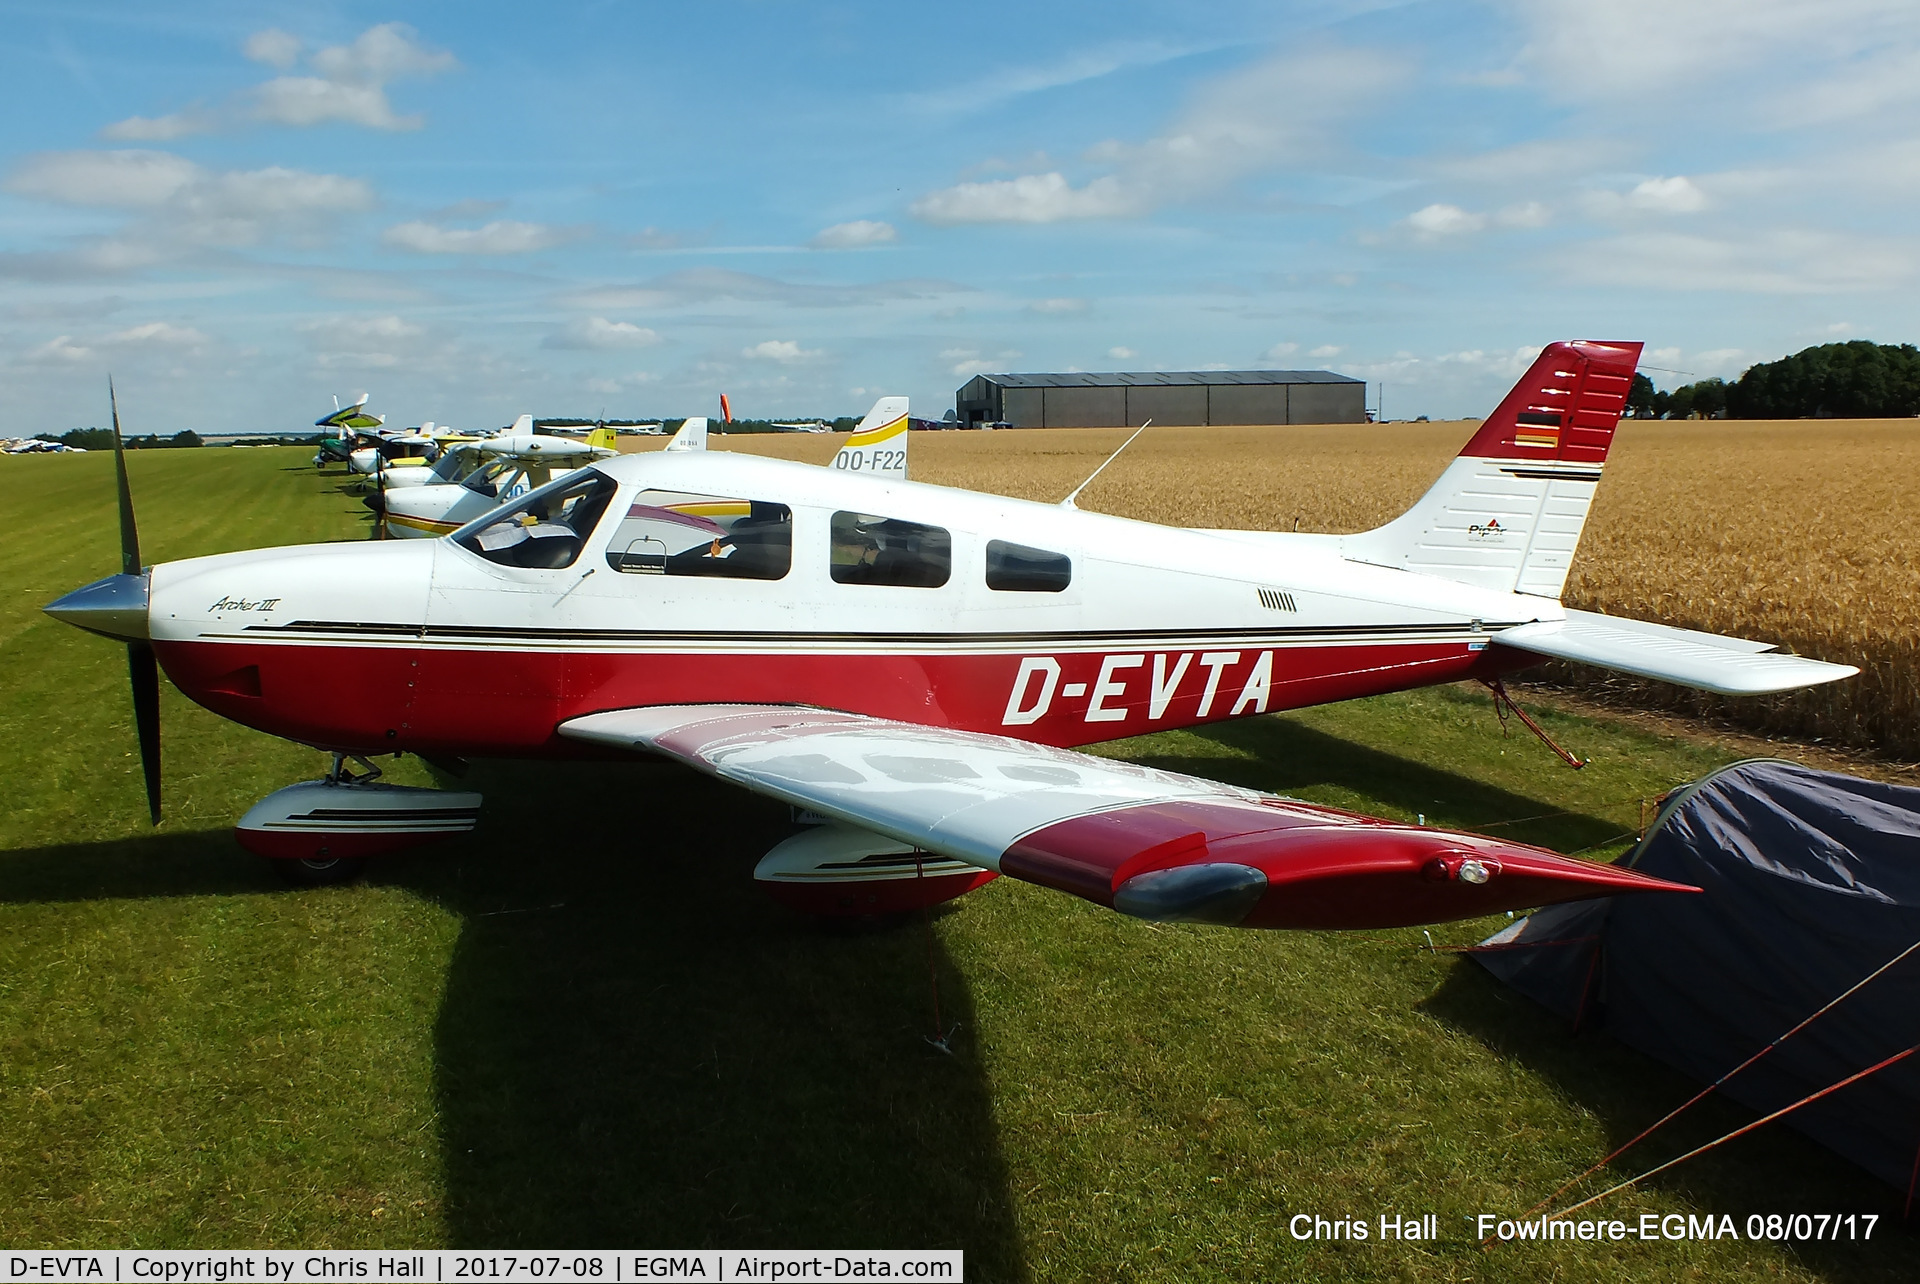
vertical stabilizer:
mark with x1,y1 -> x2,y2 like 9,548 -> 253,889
830,396 -> 909,481
665,416 -> 708,452
1340,341 -> 1642,598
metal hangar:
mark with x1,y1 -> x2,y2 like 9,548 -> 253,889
953,369 -> 1366,428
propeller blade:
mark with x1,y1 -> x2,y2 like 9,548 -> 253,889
129,641 -> 161,825
110,378 -> 142,576
111,379 -> 159,824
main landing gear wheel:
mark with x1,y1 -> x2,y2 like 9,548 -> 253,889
272,854 -> 368,887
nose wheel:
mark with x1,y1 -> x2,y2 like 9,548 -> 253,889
273,853 -> 367,886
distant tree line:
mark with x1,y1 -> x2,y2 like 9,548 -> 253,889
34,427 -> 204,450
1625,342 -> 1920,419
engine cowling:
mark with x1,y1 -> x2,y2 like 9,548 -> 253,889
755,824 -> 997,917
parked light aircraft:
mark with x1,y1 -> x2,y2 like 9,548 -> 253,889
47,345 -> 1857,927
379,422 -> 631,538
313,393 -> 384,465
376,415 -> 539,494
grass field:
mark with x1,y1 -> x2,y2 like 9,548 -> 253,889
4,445 -> 1917,1281
717,417 -> 1920,758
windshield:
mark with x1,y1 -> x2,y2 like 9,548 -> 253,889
461,458 -> 550,500
451,469 -> 618,569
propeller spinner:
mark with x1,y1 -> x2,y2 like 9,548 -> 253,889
42,380 -> 161,824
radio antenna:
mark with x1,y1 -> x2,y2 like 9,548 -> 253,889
1060,419 -> 1151,510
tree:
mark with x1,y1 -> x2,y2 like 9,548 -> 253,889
1727,341 -> 1920,418
45,427 -> 116,451
1662,378 -> 1727,419
1627,373 -> 1656,418
171,429 -> 203,448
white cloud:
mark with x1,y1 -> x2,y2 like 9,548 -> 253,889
251,77 -> 420,130
742,339 -> 823,363
544,317 -> 662,350
1497,200 -> 1552,228
1309,344 -> 1342,358
1628,175 -> 1708,213
101,113 -> 211,142
906,39 -> 1225,116
383,219 -> 572,254
1502,0 -> 1916,102
244,29 -> 302,70
1571,229 -> 1917,293
9,150 -> 199,207
1028,297 -> 1088,314
1108,346 -> 1137,360
5,150 -> 373,253
584,372 -> 660,394
1690,348 -> 1750,376
106,321 -> 208,346
23,335 -> 94,364
912,172 -> 1137,224
104,22 -> 455,138
944,347 -> 1021,377
912,43 -> 1400,225
1404,203 -> 1487,238
299,314 -> 428,369
810,220 -> 898,249
311,23 -> 456,82
566,268 -> 965,311
16,320 -> 210,367
1424,138 -> 1638,185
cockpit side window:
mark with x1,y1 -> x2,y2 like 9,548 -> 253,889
986,540 -> 1071,592
605,489 -> 792,580
452,469 -> 617,569
830,511 -> 950,588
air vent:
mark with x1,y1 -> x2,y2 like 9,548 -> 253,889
1257,587 -> 1297,612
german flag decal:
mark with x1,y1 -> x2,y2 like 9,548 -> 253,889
1514,429 -> 1560,449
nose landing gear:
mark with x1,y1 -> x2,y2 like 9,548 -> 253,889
236,753 -> 484,887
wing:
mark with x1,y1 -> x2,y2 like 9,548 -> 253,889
559,703 -> 1691,930
1492,608 -> 1857,696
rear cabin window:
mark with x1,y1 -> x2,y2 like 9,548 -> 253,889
454,469 -> 617,569
605,489 -> 792,580
986,540 -> 1071,592
830,511 -> 950,588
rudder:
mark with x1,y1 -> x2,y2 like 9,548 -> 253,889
1340,341 -> 1641,598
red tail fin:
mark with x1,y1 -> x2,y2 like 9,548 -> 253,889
1459,341 -> 1642,463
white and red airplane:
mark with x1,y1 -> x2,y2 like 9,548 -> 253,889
48,344 -> 1855,927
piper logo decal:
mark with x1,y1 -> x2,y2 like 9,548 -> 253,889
1002,651 -> 1273,727
207,595 -> 283,612
1467,518 -> 1506,539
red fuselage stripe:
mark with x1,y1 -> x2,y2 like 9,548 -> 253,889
153,637 -> 1533,756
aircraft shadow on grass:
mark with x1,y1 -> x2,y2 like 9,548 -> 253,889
0,762 -> 1028,1278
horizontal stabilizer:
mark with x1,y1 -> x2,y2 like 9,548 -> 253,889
1492,609 -> 1858,695
560,703 -> 1693,930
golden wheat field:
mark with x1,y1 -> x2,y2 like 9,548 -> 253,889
694,418 -> 1920,757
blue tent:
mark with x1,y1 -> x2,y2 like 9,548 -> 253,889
1474,759 -> 1920,1188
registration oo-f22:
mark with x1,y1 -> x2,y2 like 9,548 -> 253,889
46,343 -> 1854,931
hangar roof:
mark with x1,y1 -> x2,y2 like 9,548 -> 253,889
969,369 -> 1361,388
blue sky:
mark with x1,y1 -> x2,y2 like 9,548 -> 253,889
3,1 -> 1917,433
